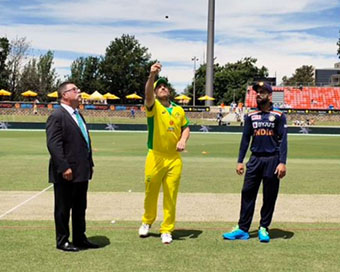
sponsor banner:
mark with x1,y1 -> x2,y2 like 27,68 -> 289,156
276,109 -> 340,115
182,106 -> 210,112
0,103 -> 14,108
84,104 -> 110,110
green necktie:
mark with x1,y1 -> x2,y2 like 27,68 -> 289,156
74,110 -> 90,149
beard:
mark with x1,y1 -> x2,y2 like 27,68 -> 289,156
257,97 -> 269,106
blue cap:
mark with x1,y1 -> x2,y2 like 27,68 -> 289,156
252,81 -> 272,93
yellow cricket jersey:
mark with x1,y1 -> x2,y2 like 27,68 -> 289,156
146,99 -> 189,155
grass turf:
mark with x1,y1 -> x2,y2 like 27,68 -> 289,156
0,114 -> 223,126
2,114 -> 340,126
0,131 -> 340,194
0,220 -> 339,272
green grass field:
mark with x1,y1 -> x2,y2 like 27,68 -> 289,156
0,131 -> 339,194
1,130 -> 340,271
2,113 -> 340,126
0,114 -> 222,126
0,220 -> 339,271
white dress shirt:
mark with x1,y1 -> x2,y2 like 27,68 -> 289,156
60,103 -> 80,127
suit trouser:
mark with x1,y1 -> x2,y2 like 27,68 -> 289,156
142,150 -> 182,234
238,154 -> 280,232
53,181 -> 88,246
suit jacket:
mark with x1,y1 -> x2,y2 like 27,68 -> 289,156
46,106 -> 94,183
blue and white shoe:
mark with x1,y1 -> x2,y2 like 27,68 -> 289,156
222,225 -> 250,240
258,227 -> 270,243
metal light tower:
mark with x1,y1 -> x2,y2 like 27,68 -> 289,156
205,0 -> 215,106
192,56 -> 198,106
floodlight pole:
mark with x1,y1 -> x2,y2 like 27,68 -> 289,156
192,56 -> 198,106
205,0 -> 215,106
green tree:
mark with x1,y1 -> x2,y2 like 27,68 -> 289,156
185,57 -> 268,105
37,50 -> 58,97
18,50 -> 59,101
0,37 -> 10,90
18,58 -> 39,96
7,37 -> 30,98
282,65 -> 315,86
69,56 -> 103,93
100,34 -> 155,103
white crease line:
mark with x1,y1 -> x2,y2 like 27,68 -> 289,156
0,185 -> 53,220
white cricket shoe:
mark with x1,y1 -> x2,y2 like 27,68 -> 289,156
138,223 -> 150,237
161,233 -> 172,244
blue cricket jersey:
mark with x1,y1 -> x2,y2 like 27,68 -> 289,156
237,106 -> 288,164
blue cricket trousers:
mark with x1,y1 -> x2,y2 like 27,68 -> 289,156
238,153 -> 280,232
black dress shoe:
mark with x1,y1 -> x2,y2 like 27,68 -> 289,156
57,242 -> 79,252
74,239 -> 100,249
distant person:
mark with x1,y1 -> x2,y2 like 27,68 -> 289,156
222,81 -> 287,243
217,109 -> 223,126
138,62 -> 190,244
33,103 -> 38,115
130,107 -> 136,118
46,82 -> 98,252
231,101 -> 237,112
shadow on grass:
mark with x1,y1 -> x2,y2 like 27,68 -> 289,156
146,229 -> 203,241
249,229 -> 294,240
88,236 -> 111,248
173,229 -> 203,240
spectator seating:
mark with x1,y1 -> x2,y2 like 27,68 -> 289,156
245,86 -> 340,109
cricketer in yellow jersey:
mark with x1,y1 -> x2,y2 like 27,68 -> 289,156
138,62 -> 190,244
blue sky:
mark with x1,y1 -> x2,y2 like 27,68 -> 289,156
1,0 -> 339,92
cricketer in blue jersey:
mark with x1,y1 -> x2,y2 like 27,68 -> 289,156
223,81 -> 287,243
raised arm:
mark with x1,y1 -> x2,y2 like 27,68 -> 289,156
145,62 -> 162,108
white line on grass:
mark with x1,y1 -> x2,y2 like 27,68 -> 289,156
0,185 -> 53,220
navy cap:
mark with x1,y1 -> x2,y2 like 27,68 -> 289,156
252,81 -> 272,93
153,77 -> 169,89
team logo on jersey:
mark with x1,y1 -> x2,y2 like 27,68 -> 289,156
162,111 -> 166,114
175,112 -> 180,118
252,122 -> 258,128
251,115 -> 261,120
269,115 -> 275,122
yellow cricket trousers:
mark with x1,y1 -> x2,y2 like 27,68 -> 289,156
142,150 -> 183,234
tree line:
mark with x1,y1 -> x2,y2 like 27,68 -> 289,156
1,32 -> 339,104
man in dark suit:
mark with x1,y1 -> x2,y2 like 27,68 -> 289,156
46,81 -> 99,252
